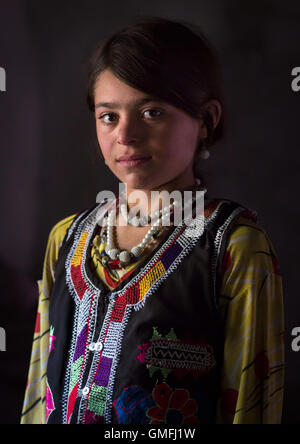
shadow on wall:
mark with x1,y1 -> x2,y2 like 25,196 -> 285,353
0,261 -> 38,424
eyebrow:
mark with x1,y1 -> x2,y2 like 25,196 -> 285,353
94,96 -> 163,109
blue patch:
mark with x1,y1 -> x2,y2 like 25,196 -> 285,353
113,385 -> 155,424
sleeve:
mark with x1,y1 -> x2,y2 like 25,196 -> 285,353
20,214 -> 77,424
216,216 -> 285,424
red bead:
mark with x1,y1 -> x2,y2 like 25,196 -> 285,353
108,259 -> 121,269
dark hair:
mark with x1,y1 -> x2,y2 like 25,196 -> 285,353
86,17 -> 224,178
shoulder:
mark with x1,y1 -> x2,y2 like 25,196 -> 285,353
205,197 -> 281,273
228,212 -> 267,244
223,211 -> 281,277
45,203 -> 100,253
44,210 -> 87,266
228,212 -> 275,255
47,213 -> 79,248
205,196 -> 266,247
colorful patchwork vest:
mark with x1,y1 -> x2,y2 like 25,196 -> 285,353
45,196 -> 254,424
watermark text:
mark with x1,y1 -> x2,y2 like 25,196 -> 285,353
0,67 -> 6,92
0,327 -> 6,352
95,183 -> 205,238
291,67 -> 300,92
291,327 -> 300,352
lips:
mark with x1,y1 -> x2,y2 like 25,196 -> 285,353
119,156 -> 151,168
117,154 -> 152,168
117,154 -> 151,162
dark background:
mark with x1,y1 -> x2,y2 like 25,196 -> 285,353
0,0 -> 299,424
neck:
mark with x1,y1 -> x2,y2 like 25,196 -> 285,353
122,173 -> 200,217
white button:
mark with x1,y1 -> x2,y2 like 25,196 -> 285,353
95,342 -> 103,352
82,387 -> 90,396
88,343 -> 96,351
88,342 -> 103,352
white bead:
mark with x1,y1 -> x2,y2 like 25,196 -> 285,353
107,249 -> 119,260
131,246 -> 142,257
131,217 -> 140,227
119,250 -> 131,264
140,216 -> 148,226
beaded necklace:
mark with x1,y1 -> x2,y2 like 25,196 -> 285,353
93,179 -> 203,270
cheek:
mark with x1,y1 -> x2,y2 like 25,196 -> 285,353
96,126 -> 112,158
160,124 -> 198,161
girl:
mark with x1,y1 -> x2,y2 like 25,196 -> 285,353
21,17 -> 284,424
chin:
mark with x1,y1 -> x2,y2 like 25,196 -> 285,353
118,172 -> 155,190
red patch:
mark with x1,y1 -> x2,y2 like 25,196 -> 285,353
221,389 -> 239,414
71,264 -> 89,300
35,312 -> 41,333
67,382 -> 79,424
111,296 -> 127,322
103,267 -> 119,288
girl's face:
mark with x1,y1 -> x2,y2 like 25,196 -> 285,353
94,69 -> 205,191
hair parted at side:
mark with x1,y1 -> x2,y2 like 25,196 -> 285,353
86,16 -> 225,152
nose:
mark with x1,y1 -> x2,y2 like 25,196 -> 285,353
116,115 -> 140,146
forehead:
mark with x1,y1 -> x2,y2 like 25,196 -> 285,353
95,70 -> 144,98
94,69 -> 164,108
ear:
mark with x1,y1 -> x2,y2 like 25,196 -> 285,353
197,99 -> 222,143
204,99 -> 222,129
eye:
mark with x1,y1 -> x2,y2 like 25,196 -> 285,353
98,113 -> 118,125
143,109 -> 163,119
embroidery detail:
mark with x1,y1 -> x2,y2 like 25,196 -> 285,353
46,378 -> 55,423
49,325 -> 56,353
60,199 -> 242,423
64,292 -> 99,424
113,386 -> 155,424
211,205 -> 247,308
45,327 -> 57,423
137,327 -> 216,381
147,383 -> 200,424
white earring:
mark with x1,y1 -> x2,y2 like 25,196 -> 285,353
198,143 -> 210,160
199,149 -> 210,160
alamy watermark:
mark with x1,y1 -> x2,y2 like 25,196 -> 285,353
291,67 -> 300,92
0,67 -> 6,92
291,327 -> 300,352
95,182 -> 206,238
0,327 -> 6,352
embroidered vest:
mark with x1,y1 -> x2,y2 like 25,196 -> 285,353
45,197 -> 256,424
